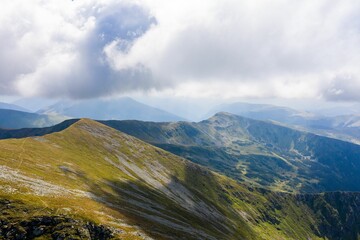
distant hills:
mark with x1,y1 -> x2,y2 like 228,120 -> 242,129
0,109 -> 67,129
101,112 -> 360,193
0,119 -> 79,138
0,97 -> 184,129
38,97 -> 185,122
0,118 -> 359,239
208,102 -> 360,143
0,102 -> 29,112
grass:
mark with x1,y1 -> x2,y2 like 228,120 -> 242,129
0,119 -> 358,239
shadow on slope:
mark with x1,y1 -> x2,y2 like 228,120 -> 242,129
100,113 -> 360,193
79,164 -> 360,240
77,163 -> 257,239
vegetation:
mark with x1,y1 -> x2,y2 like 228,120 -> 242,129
0,119 -> 359,239
101,112 -> 360,193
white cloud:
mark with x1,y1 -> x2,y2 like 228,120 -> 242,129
0,0 -> 158,98
1,0 -> 360,100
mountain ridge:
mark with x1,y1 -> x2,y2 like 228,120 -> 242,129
1,118 -> 360,239
37,97 -> 186,122
2,113 -> 360,193
0,109 -> 67,129
0,102 -> 30,112
100,112 -> 360,193
208,102 -> 360,144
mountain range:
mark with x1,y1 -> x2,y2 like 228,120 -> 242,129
0,102 -> 29,112
208,102 -> 360,144
2,112 -> 360,193
0,97 -> 185,129
0,109 -> 67,129
100,112 -> 360,193
38,97 -> 185,122
0,118 -> 359,239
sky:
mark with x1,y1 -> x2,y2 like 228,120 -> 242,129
1,0 -> 360,104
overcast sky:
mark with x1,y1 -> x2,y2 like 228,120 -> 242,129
1,0 -> 360,102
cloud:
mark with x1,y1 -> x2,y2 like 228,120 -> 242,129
1,0 -> 360,100
323,74 -> 360,101
0,0 -> 158,98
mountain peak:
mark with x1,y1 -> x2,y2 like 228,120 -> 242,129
67,118 -> 119,135
207,111 -> 244,122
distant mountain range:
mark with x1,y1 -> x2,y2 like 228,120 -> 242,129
0,118 -> 359,239
208,102 -> 360,144
0,97 -> 185,129
3,98 -> 360,142
37,97 -> 185,122
0,102 -> 29,112
0,109 -> 67,129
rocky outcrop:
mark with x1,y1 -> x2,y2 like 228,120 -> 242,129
0,199 -> 113,240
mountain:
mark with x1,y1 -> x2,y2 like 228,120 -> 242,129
325,114 -> 360,139
0,119 -> 79,139
206,102 -> 314,124
0,102 -> 29,112
12,97 -> 58,112
0,109 -> 67,129
207,102 -> 360,144
38,97 -> 185,122
0,119 -> 360,239
100,112 -> 360,193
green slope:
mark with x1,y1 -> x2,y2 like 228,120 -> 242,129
0,119 -> 360,239
100,112 -> 360,193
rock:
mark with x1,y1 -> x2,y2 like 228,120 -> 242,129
32,226 -> 44,236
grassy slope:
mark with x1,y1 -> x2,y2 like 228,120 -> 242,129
0,119 -> 358,239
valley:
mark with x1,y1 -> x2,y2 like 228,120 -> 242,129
0,118 -> 359,239
101,112 -> 360,193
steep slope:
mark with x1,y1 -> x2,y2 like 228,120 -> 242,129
101,113 -> 360,193
38,97 -> 185,122
1,119 -> 360,239
0,109 -> 67,129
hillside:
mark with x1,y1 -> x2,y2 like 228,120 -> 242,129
0,109 -> 67,129
38,97 -> 185,122
207,102 -> 360,144
101,112 -> 360,193
1,119 -> 360,239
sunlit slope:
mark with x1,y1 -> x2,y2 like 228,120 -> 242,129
0,119 -> 359,239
